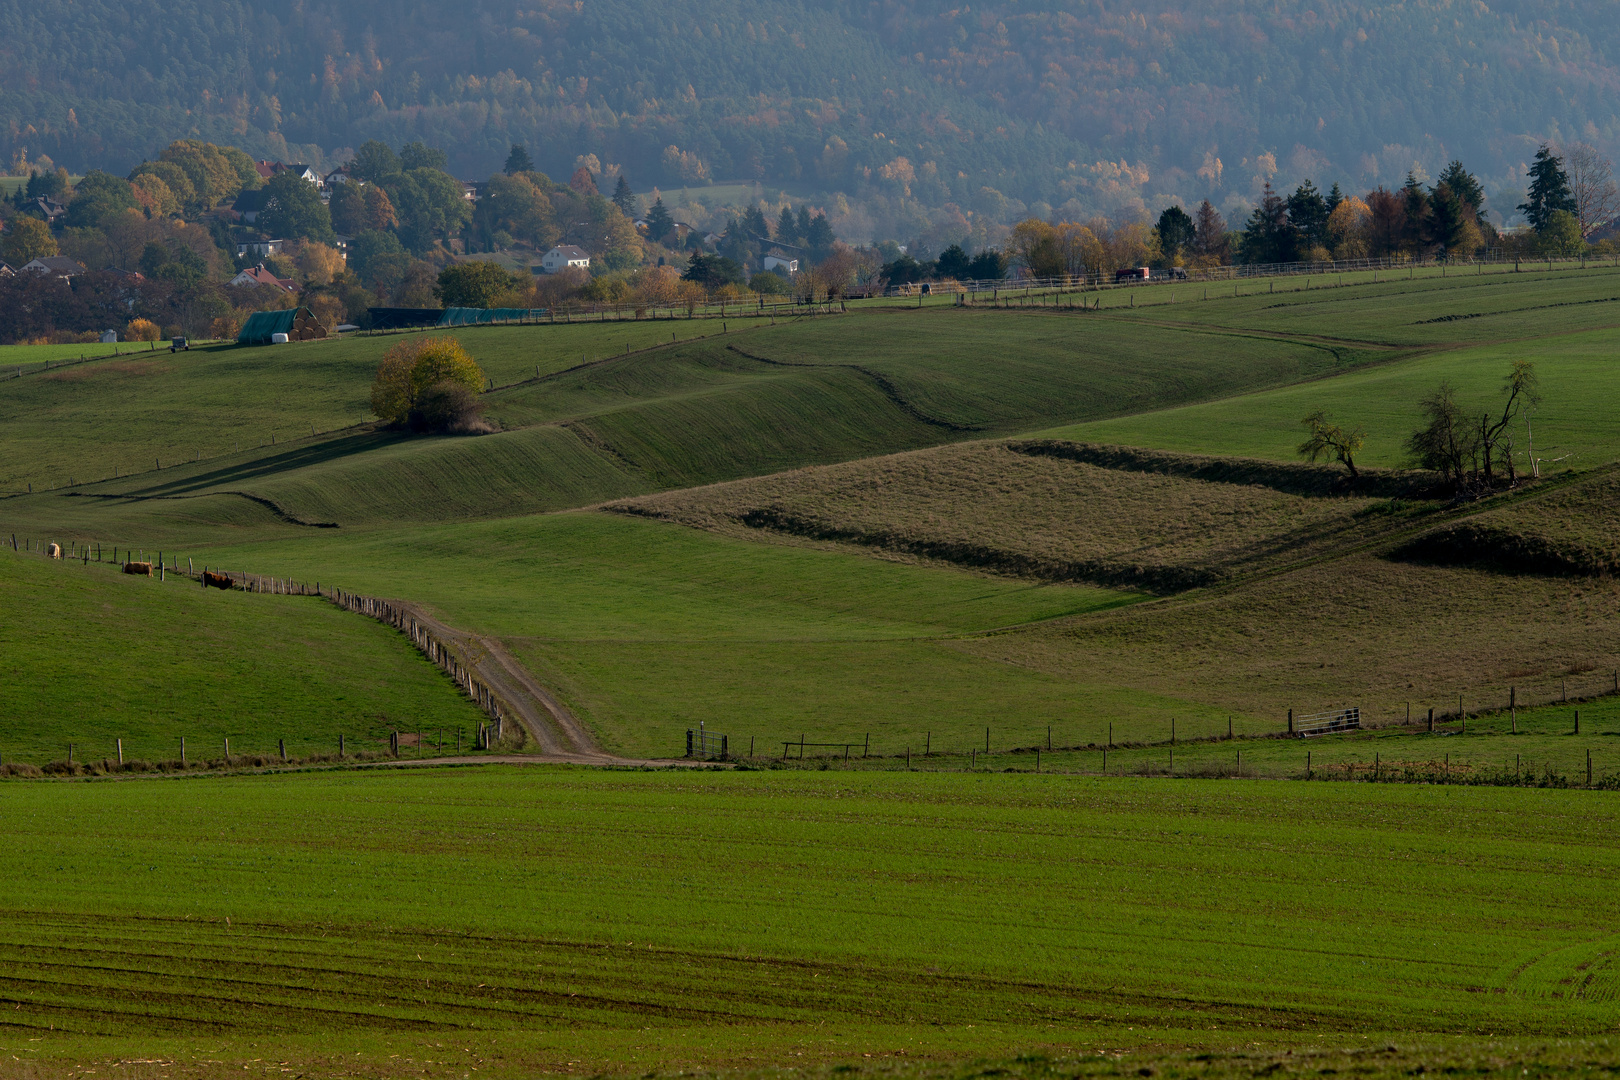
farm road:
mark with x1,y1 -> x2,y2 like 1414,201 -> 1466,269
388,599 -> 703,767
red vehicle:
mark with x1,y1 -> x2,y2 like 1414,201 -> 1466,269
1114,267 -> 1150,282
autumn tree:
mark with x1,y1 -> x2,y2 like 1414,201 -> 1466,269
1565,143 -> 1620,238
3,216 -> 59,263
370,336 -> 488,432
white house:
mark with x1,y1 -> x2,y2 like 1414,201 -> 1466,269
236,238 -> 286,259
540,245 -> 591,273
763,252 -> 799,275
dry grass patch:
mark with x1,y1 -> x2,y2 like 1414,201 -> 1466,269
1394,465 -> 1620,576
974,551 -> 1620,724
611,440 -> 1430,592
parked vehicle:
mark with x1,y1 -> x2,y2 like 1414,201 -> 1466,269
1115,267 -> 1150,282
169,336 -> 189,353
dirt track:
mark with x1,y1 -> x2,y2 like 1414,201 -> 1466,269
390,600 -> 715,768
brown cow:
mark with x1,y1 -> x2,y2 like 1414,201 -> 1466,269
123,561 -> 153,576
46,543 -> 61,559
202,570 -> 235,590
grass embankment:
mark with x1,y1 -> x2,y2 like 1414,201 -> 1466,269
0,548 -> 489,764
0,308 -> 1358,517
1051,327 -> 1620,469
0,321 -> 699,494
3,769 -> 1618,1077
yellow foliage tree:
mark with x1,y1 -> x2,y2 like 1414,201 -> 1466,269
125,318 -> 161,342
295,241 -> 344,286
3,216 -> 59,264
370,337 -> 485,425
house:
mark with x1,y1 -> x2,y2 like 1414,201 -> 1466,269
230,264 -> 297,292
290,164 -> 323,187
460,180 -> 481,202
105,267 -> 145,283
540,245 -> 591,273
0,262 -> 13,277
763,252 -> 799,275
100,330 -> 118,343
324,166 -> 353,187
254,160 -> 285,181
21,256 -> 85,279
331,234 -> 350,257
236,238 -> 286,259
232,188 -> 269,224
19,196 -> 67,224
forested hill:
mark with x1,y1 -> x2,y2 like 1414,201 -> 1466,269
4,0 -> 1618,218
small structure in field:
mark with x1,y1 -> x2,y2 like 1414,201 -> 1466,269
238,307 -> 329,344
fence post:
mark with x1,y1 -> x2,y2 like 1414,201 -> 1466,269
721,734 -> 728,761
1288,708 -> 1293,735
117,738 -> 123,766
686,729 -> 694,758
339,733 -> 344,758
865,733 -> 870,758
181,736 -> 186,765
279,738 -> 286,762
1575,710 -> 1581,735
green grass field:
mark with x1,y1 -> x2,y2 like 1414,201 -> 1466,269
1048,327 -> 1620,469
0,548 -> 489,764
5,264 -> 1620,1076
4,769 -> 1619,1077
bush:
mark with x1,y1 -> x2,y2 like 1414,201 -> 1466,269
370,336 -> 489,433
750,271 -> 791,295
125,318 -> 160,342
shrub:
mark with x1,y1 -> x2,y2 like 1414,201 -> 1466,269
125,318 -> 161,342
370,336 -> 488,432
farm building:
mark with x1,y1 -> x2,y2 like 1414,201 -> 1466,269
238,307 -> 329,344
22,256 -> 84,279
230,264 -> 297,291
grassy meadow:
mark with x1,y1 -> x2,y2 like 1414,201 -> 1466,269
3,264 -> 1620,1075
0,547 -> 490,764
3,768 -> 1620,1078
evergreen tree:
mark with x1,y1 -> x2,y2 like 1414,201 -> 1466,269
1518,146 -> 1574,231
1325,183 -> 1345,216
1240,183 -> 1293,263
612,175 -> 637,218
936,243 -> 972,278
1426,182 -> 1471,253
644,197 -> 675,243
1436,161 -> 1484,217
796,206 -> 813,242
967,249 -> 1007,280
1401,172 -> 1430,251
504,144 -> 535,175
775,205 -> 799,244
1287,180 -> 1328,251
1156,205 -> 1195,261
742,206 -> 771,242
804,213 -> 836,259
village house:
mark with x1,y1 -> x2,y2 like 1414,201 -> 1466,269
540,244 -> 591,273
21,255 -> 84,278
763,252 -> 799,275
236,238 -> 286,260
229,263 -> 297,292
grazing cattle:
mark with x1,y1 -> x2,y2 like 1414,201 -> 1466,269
202,571 -> 234,590
46,543 -> 61,559
123,561 -> 153,576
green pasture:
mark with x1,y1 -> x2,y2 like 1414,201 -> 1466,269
3,768 -> 1619,1076
154,510 -> 1217,758
0,548 -> 488,764
1047,327 -> 1620,469
0,319 -> 716,493
0,307 -> 1354,517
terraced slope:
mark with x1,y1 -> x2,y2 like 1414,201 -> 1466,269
612,439 -> 1434,592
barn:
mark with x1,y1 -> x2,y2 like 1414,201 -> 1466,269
237,308 -> 330,344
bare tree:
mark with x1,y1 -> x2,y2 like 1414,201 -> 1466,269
1407,382 -> 1477,485
1564,142 -> 1620,238
1478,361 -> 1540,484
1297,410 -> 1366,477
